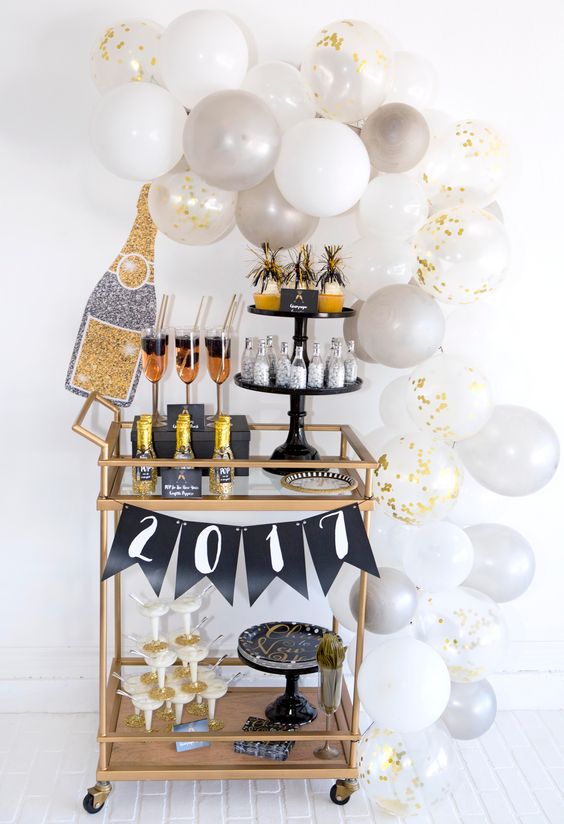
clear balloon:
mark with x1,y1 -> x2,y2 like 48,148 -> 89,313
421,119 -> 509,210
235,173 -> 318,249
349,568 -> 417,634
357,284 -> 445,368
91,83 -> 186,181
301,20 -> 393,124
347,237 -> 416,301
159,10 -> 249,108
441,680 -> 497,740
457,405 -> 560,496
379,376 -> 413,431
148,170 -> 236,245
358,638 -> 451,732
327,564 -> 360,633
375,432 -> 462,526
389,51 -> 438,108
414,206 -> 510,304
406,353 -> 493,441
414,587 -> 508,682
242,61 -> 315,132
401,522 -> 475,591
358,174 -> 428,239
274,119 -> 370,217
361,103 -> 430,173
183,90 -> 281,192
464,523 -> 536,602
90,19 -> 163,93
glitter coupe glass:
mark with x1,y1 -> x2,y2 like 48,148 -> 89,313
205,327 -> 231,421
141,326 -> 168,427
175,327 -> 200,405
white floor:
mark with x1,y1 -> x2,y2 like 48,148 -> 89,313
1,711 -> 564,824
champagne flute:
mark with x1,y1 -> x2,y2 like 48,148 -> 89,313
205,327 -> 231,422
141,326 -> 167,427
314,665 -> 344,760
175,327 -> 200,405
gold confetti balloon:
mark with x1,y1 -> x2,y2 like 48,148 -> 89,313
406,354 -> 493,442
421,119 -> 509,210
414,206 -> 510,304
90,19 -> 163,93
375,432 -> 462,526
148,170 -> 237,246
358,723 -> 455,817
301,19 -> 393,124
413,587 -> 508,683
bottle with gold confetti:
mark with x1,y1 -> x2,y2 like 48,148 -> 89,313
133,418 -> 157,497
209,416 -> 234,498
174,413 -> 195,463
65,186 -> 157,407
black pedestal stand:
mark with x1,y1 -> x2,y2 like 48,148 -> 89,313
265,672 -> 318,726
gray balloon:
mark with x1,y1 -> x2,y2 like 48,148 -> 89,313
343,299 -> 378,364
349,567 -> 417,634
463,523 -> 535,602
357,284 -> 445,368
458,405 -> 560,496
235,173 -> 318,248
441,680 -> 497,740
183,90 -> 281,191
361,103 -> 430,173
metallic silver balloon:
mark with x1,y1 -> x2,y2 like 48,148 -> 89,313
441,680 -> 497,740
464,523 -> 535,602
349,567 -> 417,634
361,102 -> 430,173
342,299 -> 378,364
235,173 -> 318,248
357,284 -> 445,368
183,90 -> 281,191
457,405 -> 560,496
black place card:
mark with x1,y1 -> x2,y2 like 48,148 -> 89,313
280,288 -> 319,314
167,404 -> 205,431
161,467 -> 202,498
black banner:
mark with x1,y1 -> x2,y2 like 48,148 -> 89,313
102,504 -> 379,604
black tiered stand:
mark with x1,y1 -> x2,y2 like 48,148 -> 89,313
234,305 -> 362,475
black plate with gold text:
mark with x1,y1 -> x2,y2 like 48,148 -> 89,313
238,621 -> 331,675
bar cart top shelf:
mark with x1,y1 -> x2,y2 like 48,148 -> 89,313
248,305 -> 355,319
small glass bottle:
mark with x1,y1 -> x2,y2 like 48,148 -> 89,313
241,337 -> 255,384
209,416 -> 234,498
290,344 -> 307,389
307,342 -> 324,389
253,339 -> 269,387
133,418 -> 157,497
174,413 -> 195,462
266,335 -> 277,383
324,337 -> 339,386
327,340 -> 345,389
344,340 -> 358,385
276,341 -> 291,388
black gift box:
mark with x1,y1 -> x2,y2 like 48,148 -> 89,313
131,414 -> 251,477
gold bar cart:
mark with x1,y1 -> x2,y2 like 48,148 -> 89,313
73,391 -> 377,813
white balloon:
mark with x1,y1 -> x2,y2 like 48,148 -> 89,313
90,19 -> 163,93
402,522 -> 475,591
406,354 -> 493,441
379,377 -> 413,431
91,83 -> 186,181
358,637 -> 451,731
358,174 -> 428,239
160,11 -> 249,108
346,237 -> 416,300
389,51 -> 438,108
342,299 -> 377,363
275,119 -> 370,217
464,523 -> 536,602
346,625 -> 413,674
327,564 -> 359,632
242,61 -> 315,132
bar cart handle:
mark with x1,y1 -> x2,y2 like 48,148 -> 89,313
72,391 -> 121,449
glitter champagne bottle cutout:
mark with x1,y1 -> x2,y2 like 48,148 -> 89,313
65,186 -> 157,407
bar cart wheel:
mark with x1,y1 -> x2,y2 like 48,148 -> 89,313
330,778 -> 359,805
82,782 -> 112,814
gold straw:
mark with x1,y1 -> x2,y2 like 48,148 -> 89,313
223,294 -> 237,329
194,296 -> 207,329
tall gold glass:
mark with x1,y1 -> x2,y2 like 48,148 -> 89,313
141,327 -> 167,427
205,327 -> 231,421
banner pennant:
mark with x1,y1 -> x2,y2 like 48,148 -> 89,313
176,521 -> 241,605
242,520 -> 308,606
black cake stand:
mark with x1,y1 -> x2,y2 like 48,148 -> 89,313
234,306 -> 362,475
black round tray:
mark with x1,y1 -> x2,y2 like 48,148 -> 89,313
238,621 -> 328,675
234,373 -> 362,396
248,305 -> 355,319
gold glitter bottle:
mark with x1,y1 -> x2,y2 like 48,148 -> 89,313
65,186 -> 157,407
133,418 -> 157,497
209,416 -> 234,498
174,413 -> 195,462
139,414 -> 157,459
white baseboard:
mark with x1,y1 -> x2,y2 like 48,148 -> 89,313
1,642 -> 563,713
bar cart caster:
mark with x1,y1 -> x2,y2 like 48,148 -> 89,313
82,782 -> 112,814
330,778 -> 359,805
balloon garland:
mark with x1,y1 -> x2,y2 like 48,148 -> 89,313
89,12 -> 560,816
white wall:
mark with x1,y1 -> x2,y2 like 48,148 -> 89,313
2,0 -> 564,710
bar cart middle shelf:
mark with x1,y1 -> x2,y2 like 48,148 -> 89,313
73,391 -> 376,813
